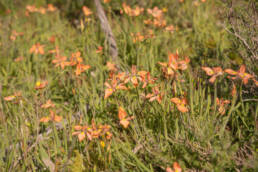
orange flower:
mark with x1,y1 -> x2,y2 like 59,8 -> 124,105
75,63 -> 91,76
41,99 -> 55,109
147,7 -> 163,19
106,62 -> 117,72
10,30 -> 24,41
202,66 -> 223,83
30,43 -> 44,55
72,121 -> 112,142
104,79 -> 127,99
216,98 -> 230,115
14,56 -> 24,62
48,35 -> 55,43
26,5 -> 38,13
121,3 -> 144,17
138,71 -> 156,88
35,80 -> 48,90
159,51 -> 190,78
47,4 -> 57,12
166,162 -> 182,172
4,91 -> 21,102
118,107 -> 134,128
103,0 -> 111,3
165,25 -> 175,33
225,65 -> 253,85
69,51 -> 83,66
82,6 -> 92,16
52,56 -> 70,69
40,110 -> 62,123
171,97 -> 188,113
145,86 -> 163,104
96,46 -> 103,54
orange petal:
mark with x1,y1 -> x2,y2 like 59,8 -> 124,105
177,104 -> 188,113
40,117 -> 50,123
104,88 -> 113,99
209,75 -> 217,83
118,107 -> 127,120
74,125 -> 82,130
224,69 -> 237,75
173,162 -> 182,172
120,119 -> 130,128
171,98 -> 181,104
4,95 -> 16,101
202,67 -> 214,76
78,132 -> 86,141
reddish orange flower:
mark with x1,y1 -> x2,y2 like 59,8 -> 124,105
104,79 -> 127,99
41,99 -> 55,109
14,56 -> 24,62
159,52 -> 190,78
48,35 -> 56,43
10,30 -> 24,41
106,62 -> 117,72
165,25 -> 175,33
171,97 -> 188,113
118,107 -> 134,128
69,51 -> 83,66
202,67 -> 223,83
145,86 -> 163,104
225,65 -> 253,85
4,92 -> 21,102
29,43 -> 44,55
96,46 -> 103,54
26,5 -> 38,13
103,0 -> 111,3
52,56 -> 70,69
121,3 -> 144,17
75,63 -> 91,76
147,7 -> 163,19
166,162 -> 182,172
35,80 -> 48,90
216,98 -> 230,115
37,7 -> 46,14
138,71 -> 156,88
40,110 -> 62,123
47,4 -> 57,12
82,6 -> 92,16
72,121 -> 112,142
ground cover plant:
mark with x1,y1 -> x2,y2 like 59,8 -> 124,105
0,0 -> 257,171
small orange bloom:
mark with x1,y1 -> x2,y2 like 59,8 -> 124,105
41,99 -> 55,109
225,65 -> 253,85
52,56 -> 70,69
166,162 -> 182,172
4,91 -> 21,101
75,63 -> 91,76
145,86 -> 163,104
202,67 -> 223,83
216,98 -> 230,115
40,110 -> 62,123
30,43 -> 44,55
104,79 -> 127,99
118,107 -> 134,128
103,0 -> 111,3
96,46 -> 103,54
10,30 -> 24,41
35,80 -> 48,90
47,4 -> 57,12
171,97 -> 188,113
14,56 -> 24,62
82,6 -> 92,16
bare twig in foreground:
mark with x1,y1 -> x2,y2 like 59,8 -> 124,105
94,0 -> 118,61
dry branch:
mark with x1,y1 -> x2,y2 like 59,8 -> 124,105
94,0 -> 118,61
